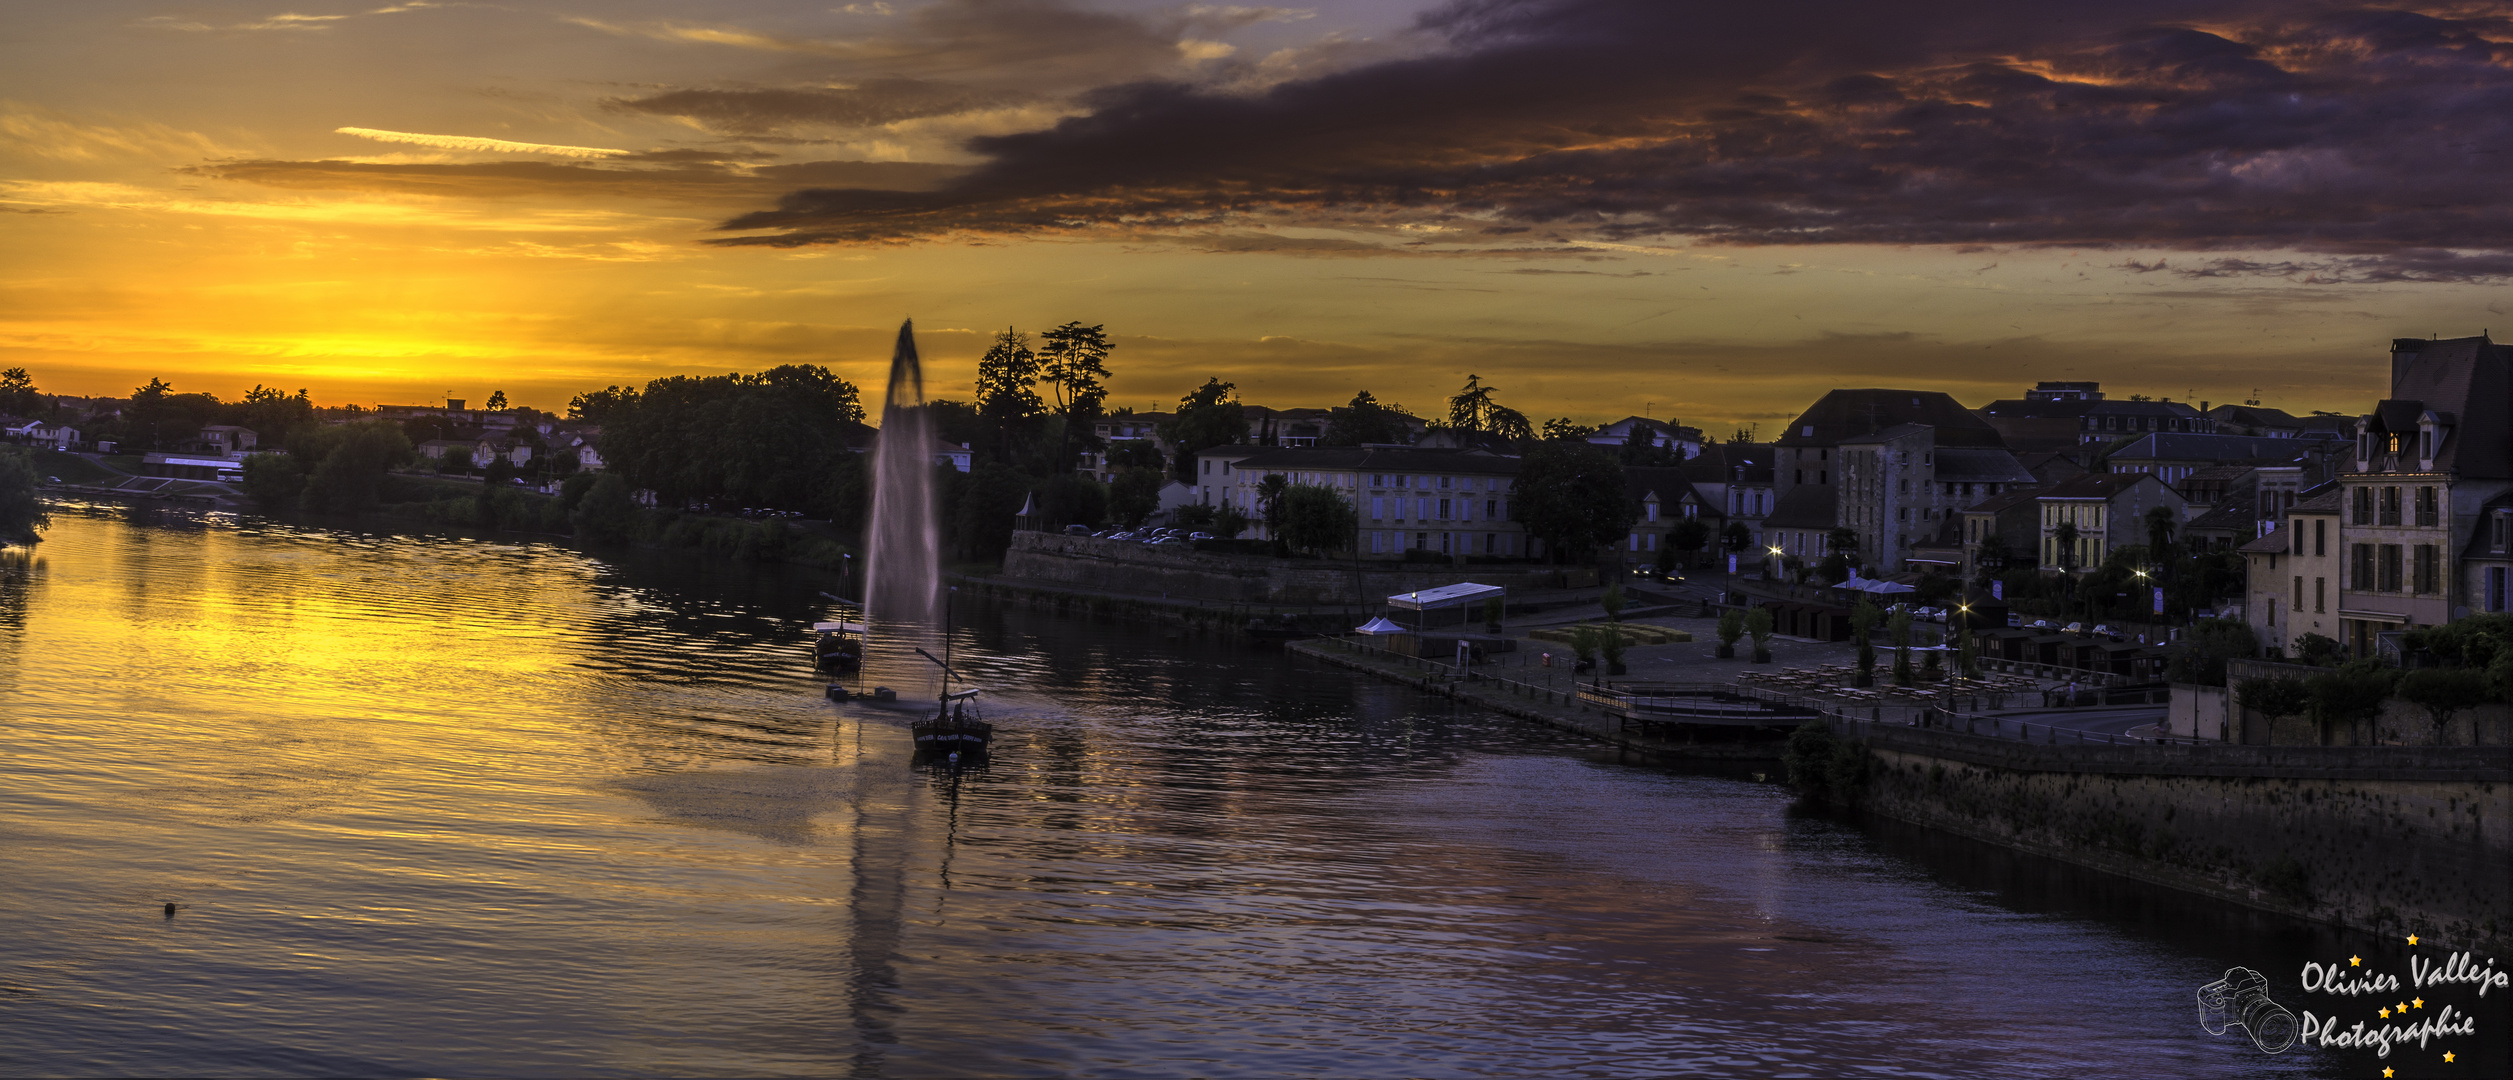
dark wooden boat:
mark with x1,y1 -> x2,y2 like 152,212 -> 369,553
812,620 -> 864,670
911,688 -> 991,753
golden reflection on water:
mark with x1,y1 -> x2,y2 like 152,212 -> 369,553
3,505 -> 2484,1078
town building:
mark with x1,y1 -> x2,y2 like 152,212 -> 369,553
2080,399 -> 2215,444
1621,467 -> 1719,565
1960,487 -> 2047,582
2335,334 -> 2512,655
1586,416 -> 1705,460
1774,389 -> 2029,577
2103,432 -> 2330,487
1195,445 -> 1529,560
2031,473 -> 2188,573
2240,485 -> 2345,657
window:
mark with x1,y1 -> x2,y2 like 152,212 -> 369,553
2497,512 -> 2512,552
1484,533 -> 1496,555
2380,486 -> 2401,526
1371,531 -> 1383,554
2353,544 -> 2375,590
2315,518 -> 2326,557
1646,501 -> 1659,523
1897,507 -> 1907,521
2379,544 -> 2403,592
2416,486 -> 2438,527
2292,520 -> 2304,555
2421,429 -> 2433,459
2490,567 -> 2509,613
2354,487 -> 2372,525
2414,544 -> 2439,594
1371,496 -> 1384,520
2316,577 -> 2326,613
1439,498 -> 1452,520
2293,576 -> 2303,612
1203,459 -> 1212,475
1440,476 -> 1451,490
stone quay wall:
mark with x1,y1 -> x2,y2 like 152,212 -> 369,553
1842,722 -> 2512,948
1000,531 -> 1596,606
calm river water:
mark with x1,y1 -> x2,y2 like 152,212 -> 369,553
2,506 -> 2499,1078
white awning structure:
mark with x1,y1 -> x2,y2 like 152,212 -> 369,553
1353,616 -> 1408,635
811,621 -> 866,634
1839,578 -> 1916,595
1386,582 -> 1505,611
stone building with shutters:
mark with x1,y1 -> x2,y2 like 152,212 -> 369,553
2336,334 -> 2513,656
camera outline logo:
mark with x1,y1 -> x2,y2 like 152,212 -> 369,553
2198,966 -> 2299,1054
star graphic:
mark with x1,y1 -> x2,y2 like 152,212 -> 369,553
2444,1051 -> 2455,1062
2408,934 -> 2420,945
2385,1069 -> 2395,1078
2397,1001 -> 2408,1014
2380,1007 -> 2392,1018
2352,955 -> 2363,967
2413,997 -> 2425,1009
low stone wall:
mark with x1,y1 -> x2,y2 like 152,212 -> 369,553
1001,531 -> 1596,605
2187,658 -> 2513,745
1845,722 -> 2512,947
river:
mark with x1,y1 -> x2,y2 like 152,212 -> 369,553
1,505 -> 2496,1077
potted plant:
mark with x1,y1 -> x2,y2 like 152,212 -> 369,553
1601,583 -> 1626,622
1483,595 -> 1505,634
1715,608 -> 1744,658
1571,624 -> 1601,675
1601,623 -> 1628,676
1746,607 -> 1775,664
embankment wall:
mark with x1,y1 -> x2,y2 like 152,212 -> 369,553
1000,531 -> 1596,605
1846,724 -> 2511,947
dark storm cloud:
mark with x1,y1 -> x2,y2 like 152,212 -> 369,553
709,1 -> 2513,279
603,80 -> 1038,135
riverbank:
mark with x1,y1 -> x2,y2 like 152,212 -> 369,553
1816,717 -> 2513,950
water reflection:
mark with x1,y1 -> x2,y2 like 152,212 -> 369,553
0,506 -> 2501,1078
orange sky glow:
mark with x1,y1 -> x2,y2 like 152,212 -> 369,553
4,1 -> 2505,431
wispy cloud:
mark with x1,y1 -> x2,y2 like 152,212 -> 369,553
334,127 -> 630,158
0,102 -> 247,162
134,3 -> 437,33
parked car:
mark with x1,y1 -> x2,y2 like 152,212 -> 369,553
1064,524 -> 1091,536
2091,624 -> 2123,640
2029,619 -> 2055,630
1188,532 -> 1214,541
2007,614 -> 2024,627
2062,622 -> 2086,635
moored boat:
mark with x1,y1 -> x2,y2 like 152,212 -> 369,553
813,620 -> 865,670
911,688 -> 991,753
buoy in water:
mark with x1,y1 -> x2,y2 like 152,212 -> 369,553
872,686 -> 897,703
825,684 -> 851,702
163,902 -> 176,917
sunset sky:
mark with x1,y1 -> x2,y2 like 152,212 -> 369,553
2,1 -> 2506,431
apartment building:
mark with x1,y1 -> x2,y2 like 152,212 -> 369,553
2240,485 -> 2344,656
2335,336 -> 2512,653
1197,446 -> 1527,559
2031,473 -> 2187,572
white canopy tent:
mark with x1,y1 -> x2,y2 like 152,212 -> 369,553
1353,616 -> 1408,635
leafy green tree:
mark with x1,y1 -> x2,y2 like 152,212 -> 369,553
571,473 -> 640,545
125,377 -> 220,451
1322,390 -> 1413,446
2167,618 -> 2260,686
1039,322 -> 1112,474
1890,608 -> 1915,686
1654,537 -> 1678,576
973,327 -> 1044,463
1540,417 -> 1596,441
1171,502 -> 1217,530
0,450 -> 48,546
1619,422 -> 1676,465
231,385 -> 314,443
1106,439 -> 1165,472
2398,667 -> 2491,745
559,470 -> 598,512
949,461 -> 1030,562
1669,517 -> 1710,570
596,364 -> 865,512
1716,608 -> 1744,658
1213,502 -> 1252,540
1109,467 -> 1163,529
238,452 -> 306,513
2052,519 -> 2082,573
2233,676 -> 2308,743
1601,582 -> 1625,622
1817,527 -> 1860,585
485,390 -> 509,412
2306,661 -> 2396,746
1746,606 -> 1775,663
1034,473 -> 1109,530
567,385 -> 639,423
298,420 -> 413,515
0,367 -> 41,418
1253,472 -> 1292,542
1160,378 -> 1244,483
1721,520 -> 1750,556
1599,623 -> 1627,672
1277,483 -> 1358,556
1509,440 -> 1633,563
1446,375 -> 1532,446
2144,506 -> 2178,575
2294,632 -> 2346,666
